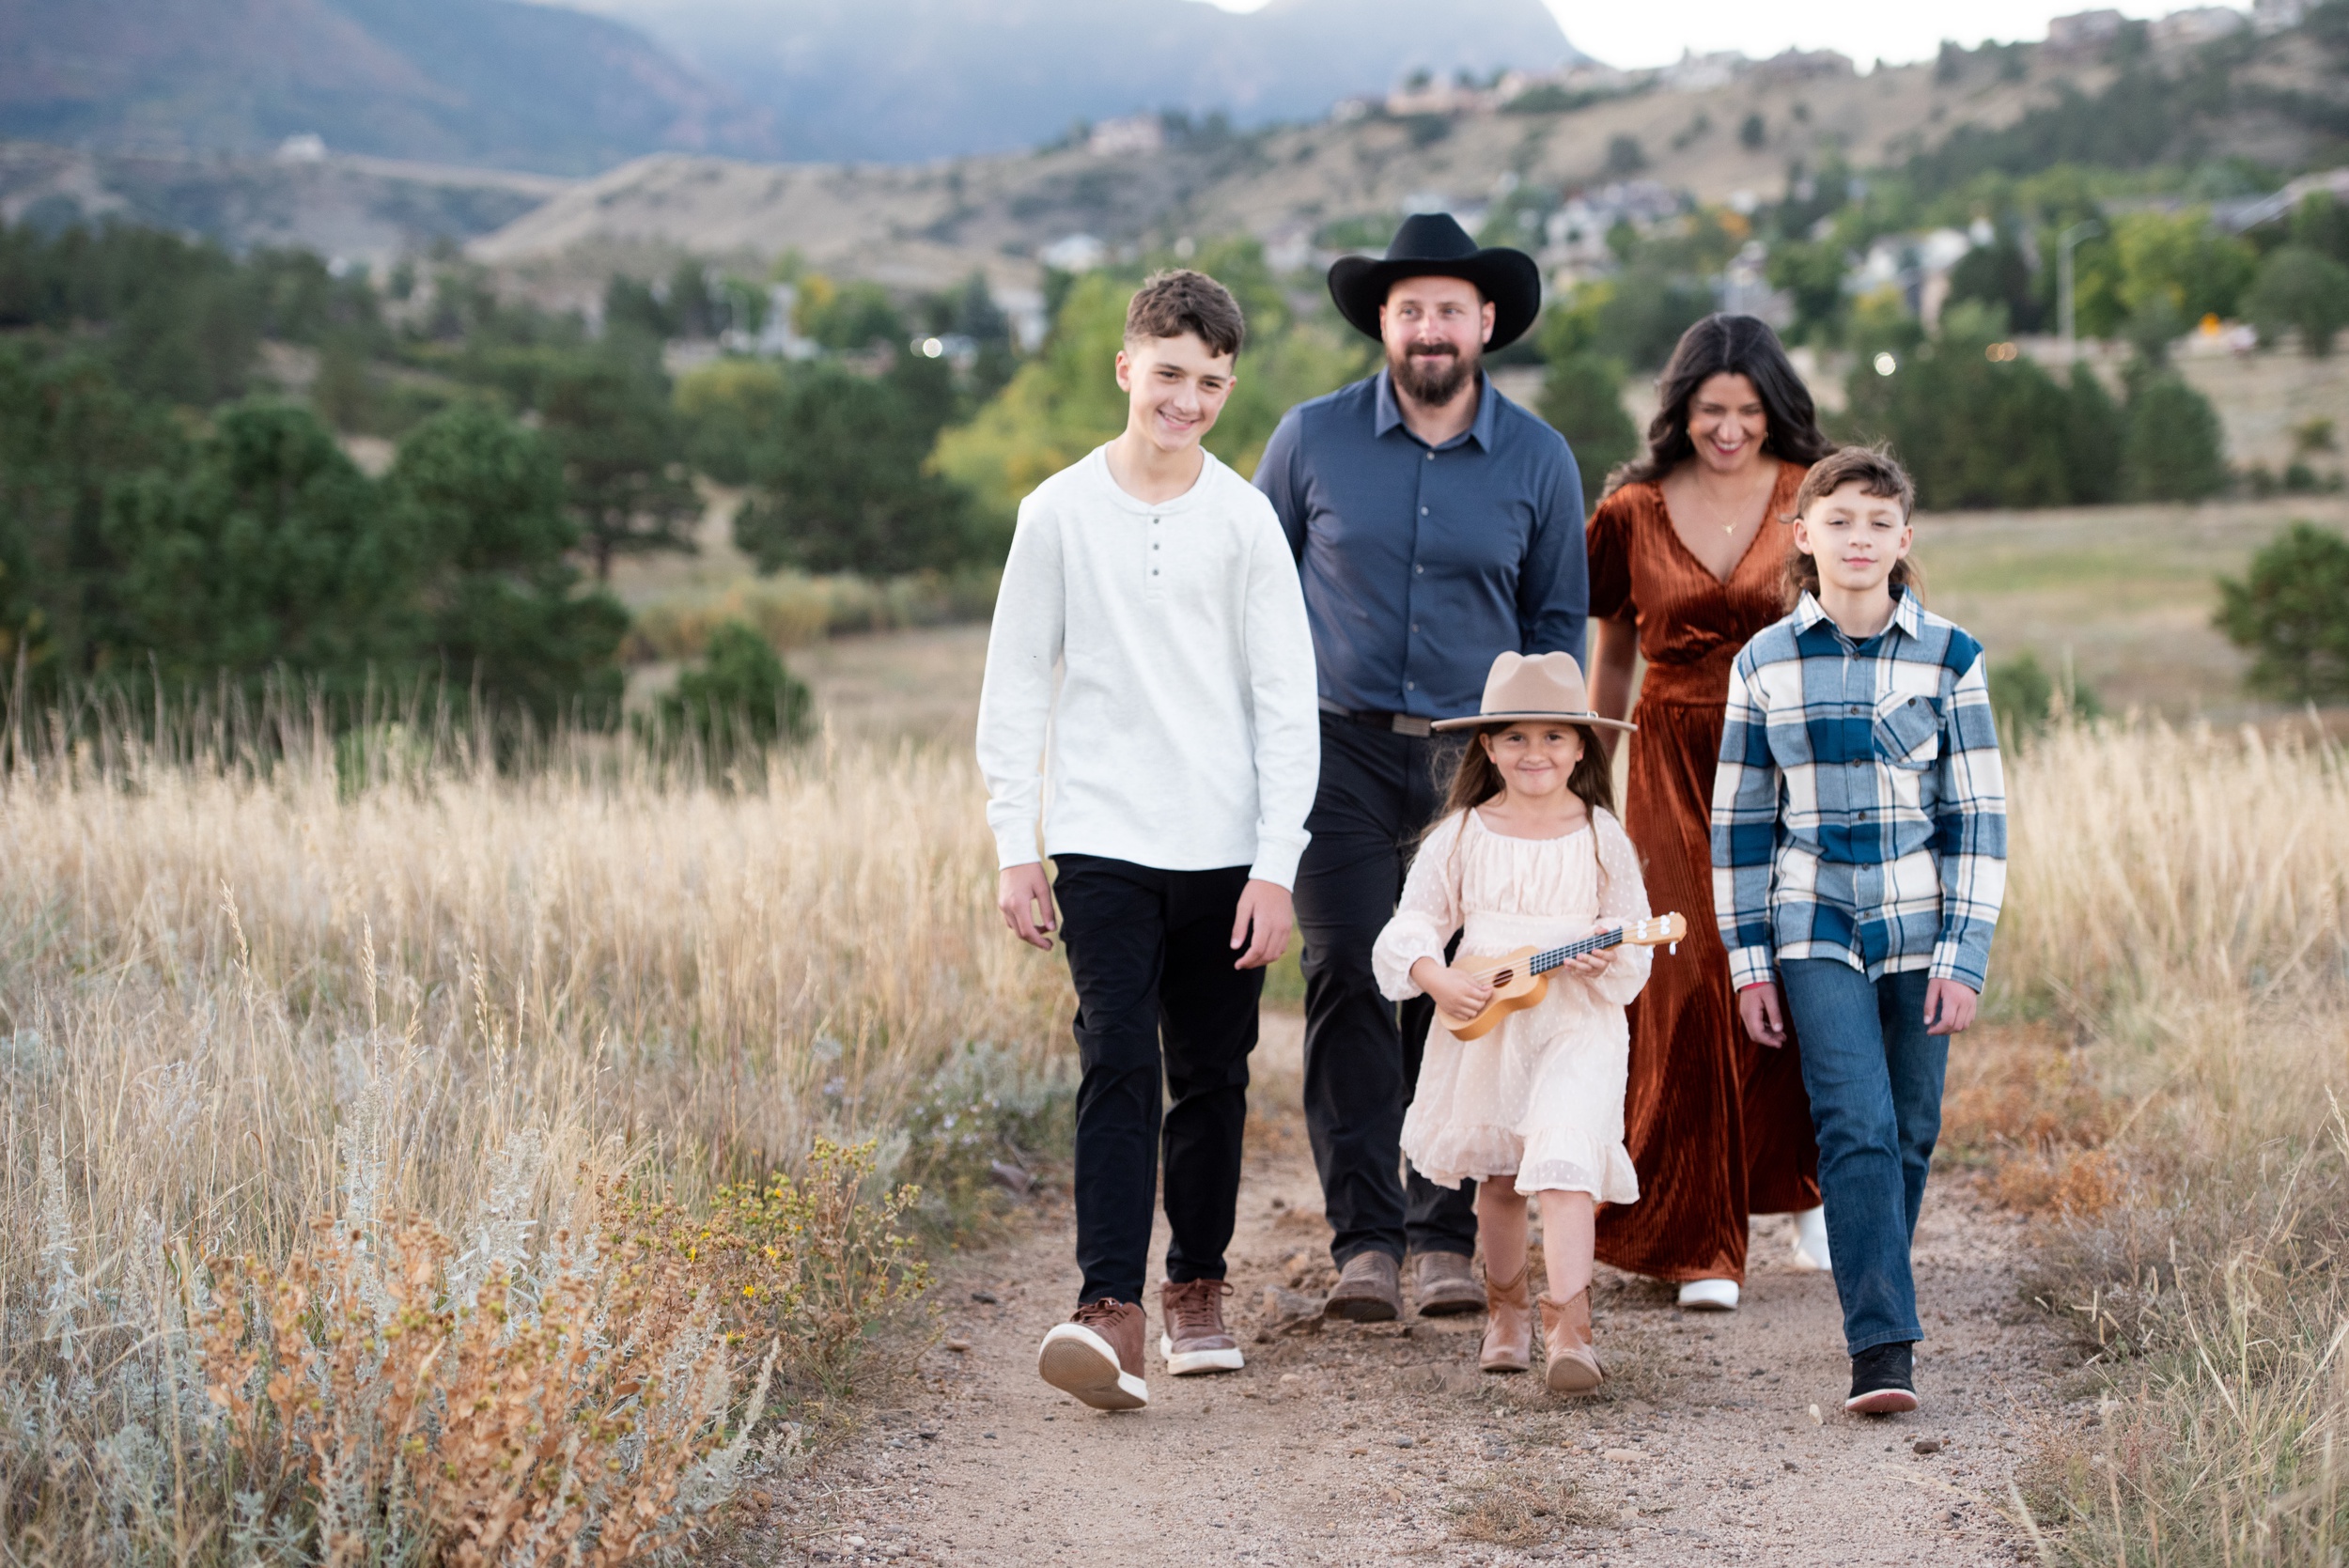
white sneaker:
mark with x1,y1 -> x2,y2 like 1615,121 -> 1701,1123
1790,1206 -> 1833,1273
1677,1278 -> 1740,1311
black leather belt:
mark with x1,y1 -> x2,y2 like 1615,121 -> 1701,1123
1321,703 -> 1435,738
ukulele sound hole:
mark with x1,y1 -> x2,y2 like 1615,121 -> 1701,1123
1492,970 -> 1515,986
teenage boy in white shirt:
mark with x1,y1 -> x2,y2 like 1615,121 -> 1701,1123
977,269 -> 1319,1411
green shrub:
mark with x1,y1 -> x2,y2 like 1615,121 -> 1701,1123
1839,321 -> 2123,508
1535,352 -> 1639,507
2244,245 -> 2349,357
2121,373 -> 2228,502
1989,650 -> 2103,736
2215,520 -> 2349,701
658,620 -> 814,749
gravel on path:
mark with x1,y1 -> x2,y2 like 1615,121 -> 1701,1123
754,1013 -> 2069,1566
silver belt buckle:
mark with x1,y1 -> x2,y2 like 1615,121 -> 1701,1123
1391,714 -> 1433,738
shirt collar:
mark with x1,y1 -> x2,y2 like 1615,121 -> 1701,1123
1795,586 -> 1923,644
1372,366 -> 1499,450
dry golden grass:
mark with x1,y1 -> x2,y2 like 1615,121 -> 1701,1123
0,721 -> 1070,1561
1996,718 -> 2349,1567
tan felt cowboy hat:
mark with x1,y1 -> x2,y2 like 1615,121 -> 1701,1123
1432,651 -> 1638,735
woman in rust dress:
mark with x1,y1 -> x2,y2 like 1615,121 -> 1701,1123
1584,315 -> 1834,1310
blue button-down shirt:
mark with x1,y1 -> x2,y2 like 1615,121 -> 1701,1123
1253,369 -> 1588,720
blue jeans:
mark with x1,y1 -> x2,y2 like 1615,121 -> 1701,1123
1779,961 -> 1948,1356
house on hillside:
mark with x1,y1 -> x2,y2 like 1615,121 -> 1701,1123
1542,180 -> 1684,277
1087,116 -> 1165,157
1659,51 -> 1746,92
2154,7 -> 2248,43
1750,48 -> 1856,84
1849,224 -> 1988,323
2046,9 -> 2126,54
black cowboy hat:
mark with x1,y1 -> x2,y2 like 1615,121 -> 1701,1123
1327,212 -> 1543,351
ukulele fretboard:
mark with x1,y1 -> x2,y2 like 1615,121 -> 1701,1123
1524,928 -> 1625,977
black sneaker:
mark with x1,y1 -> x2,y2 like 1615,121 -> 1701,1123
1845,1342 -> 1919,1415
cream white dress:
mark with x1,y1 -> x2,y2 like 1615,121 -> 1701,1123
1374,807 -> 1653,1202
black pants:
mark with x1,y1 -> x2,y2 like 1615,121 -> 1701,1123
1056,855 -> 1263,1307
1294,712 -> 1480,1267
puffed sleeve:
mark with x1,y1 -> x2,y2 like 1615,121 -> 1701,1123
1373,813 -> 1468,1001
1581,809 -> 1654,1007
1583,489 -> 1640,626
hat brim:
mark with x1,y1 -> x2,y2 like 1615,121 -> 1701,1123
1328,249 -> 1543,351
1431,710 -> 1637,734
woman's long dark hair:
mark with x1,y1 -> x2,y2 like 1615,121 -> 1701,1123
1604,314 -> 1835,496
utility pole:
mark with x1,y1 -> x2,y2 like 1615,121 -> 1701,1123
2059,219 -> 2103,364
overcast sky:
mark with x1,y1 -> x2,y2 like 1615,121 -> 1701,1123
1214,0 -> 2232,71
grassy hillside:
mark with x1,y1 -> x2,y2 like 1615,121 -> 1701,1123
473,12 -> 2349,291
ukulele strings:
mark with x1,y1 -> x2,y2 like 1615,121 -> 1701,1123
1466,927 -> 1626,986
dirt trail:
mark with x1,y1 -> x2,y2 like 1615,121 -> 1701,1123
759,1013 -> 2067,1565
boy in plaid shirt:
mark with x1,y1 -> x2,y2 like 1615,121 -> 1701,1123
1710,445 -> 2006,1416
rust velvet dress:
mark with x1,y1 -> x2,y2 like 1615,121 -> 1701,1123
1585,466 -> 1821,1285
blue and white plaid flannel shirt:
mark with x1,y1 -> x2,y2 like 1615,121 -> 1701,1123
1710,588 -> 2007,992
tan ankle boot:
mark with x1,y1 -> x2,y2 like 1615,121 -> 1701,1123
1478,1264 -> 1532,1374
1537,1288 -> 1604,1393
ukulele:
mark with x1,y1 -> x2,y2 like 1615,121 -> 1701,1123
1433,912 -> 1688,1041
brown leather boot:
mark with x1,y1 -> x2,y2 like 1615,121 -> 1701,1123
1538,1288 -> 1603,1394
1410,1250 -> 1486,1317
1322,1250 -> 1402,1322
1478,1263 -> 1532,1374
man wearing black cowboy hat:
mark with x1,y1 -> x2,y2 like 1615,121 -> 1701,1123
1255,211 -> 1589,1323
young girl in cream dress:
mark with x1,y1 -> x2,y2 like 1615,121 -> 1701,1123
1373,651 -> 1653,1391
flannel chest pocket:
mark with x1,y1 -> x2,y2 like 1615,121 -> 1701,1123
1872,690 -> 1941,768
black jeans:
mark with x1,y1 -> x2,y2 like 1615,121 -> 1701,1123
1294,712 -> 1480,1267
1055,855 -> 1264,1307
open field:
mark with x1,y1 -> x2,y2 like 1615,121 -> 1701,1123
627,491 -> 2349,738
1917,495 -> 2349,720
0,724 -> 1072,1560
7,492 -> 2349,1561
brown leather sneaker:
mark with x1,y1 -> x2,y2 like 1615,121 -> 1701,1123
1478,1264 -> 1532,1374
1159,1279 -> 1243,1375
1410,1250 -> 1486,1317
1538,1288 -> 1604,1394
1323,1250 -> 1403,1322
1038,1298 -> 1148,1410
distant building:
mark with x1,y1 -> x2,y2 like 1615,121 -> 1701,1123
2046,9 -> 2127,54
1750,47 -> 1856,83
1542,180 -> 1683,273
2153,6 -> 2248,43
2213,163 -> 2349,231
1719,241 -> 1793,328
1659,51 -> 1747,91
752,284 -> 820,359
1040,233 -> 1107,272
1385,80 -> 1490,116
1088,115 -> 1165,157
1850,226 -> 1979,322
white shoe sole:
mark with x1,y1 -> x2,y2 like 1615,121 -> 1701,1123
1677,1279 -> 1741,1311
1159,1334 -> 1245,1375
1038,1324 -> 1148,1410
1845,1387 -> 1920,1416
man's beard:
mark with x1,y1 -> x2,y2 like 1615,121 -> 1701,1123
1391,342 -> 1477,405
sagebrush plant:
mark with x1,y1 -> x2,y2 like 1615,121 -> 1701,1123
1993,718 -> 2349,1567
0,708 -> 1071,1562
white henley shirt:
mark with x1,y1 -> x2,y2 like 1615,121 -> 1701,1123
975,444 -> 1320,888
